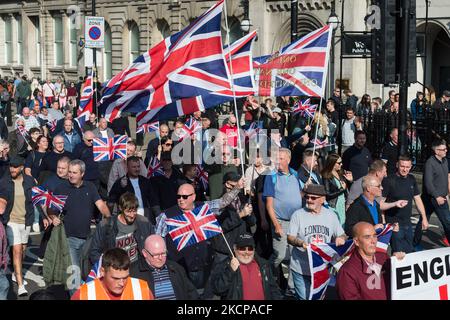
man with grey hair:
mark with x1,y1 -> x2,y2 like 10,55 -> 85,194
93,117 -> 114,139
49,159 -> 111,279
263,147 -> 302,293
40,135 -> 73,174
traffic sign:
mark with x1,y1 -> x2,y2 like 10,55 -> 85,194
85,16 -> 104,48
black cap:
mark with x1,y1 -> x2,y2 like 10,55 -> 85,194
303,184 -> 327,196
235,233 -> 255,248
443,90 -> 450,98
223,171 -> 241,183
9,156 -> 24,167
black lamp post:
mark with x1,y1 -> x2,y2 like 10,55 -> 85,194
291,0 -> 298,42
240,0 -> 251,35
327,1 -> 340,101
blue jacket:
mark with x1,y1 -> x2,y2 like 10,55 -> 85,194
58,130 -> 81,153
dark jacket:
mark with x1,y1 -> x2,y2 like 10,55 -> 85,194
0,117 -> 7,140
7,129 -> 28,158
1,174 -> 41,226
323,176 -> 346,208
144,137 -> 160,166
72,142 -> 99,181
344,195 -> 383,236
130,258 -> 199,300
212,254 -> 283,300
89,214 -> 154,264
163,203 -> 214,273
109,116 -> 131,136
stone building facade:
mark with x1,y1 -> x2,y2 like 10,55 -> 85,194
0,0 -> 449,101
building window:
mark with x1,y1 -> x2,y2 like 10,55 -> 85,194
17,16 -> 23,65
54,16 -> 63,66
104,25 -> 112,80
69,21 -> 77,67
129,23 -> 139,63
31,17 -> 41,66
5,17 -> 12,64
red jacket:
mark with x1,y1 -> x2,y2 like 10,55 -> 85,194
219,124 -> 238,147
336,250 -> 390,300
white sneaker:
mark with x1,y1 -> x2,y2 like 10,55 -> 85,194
32,223 -> 40,233
11,273 -> 28,286
18,285 -> 28,297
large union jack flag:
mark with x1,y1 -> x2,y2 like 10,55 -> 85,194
135,30 -> 257,125
93,135 -> 128,161
78,71 -> 94,116
32,186 -> 68,212
100,0 -> 231,122
166,203 -> 222,251
307,224 -> 394,300
147,156 -> 164,178
75,111 -> 90,131
254,25 -> 331,97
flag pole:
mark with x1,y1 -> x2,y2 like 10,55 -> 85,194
309,26 -> 333,177
223,0 -> 245,177
221,232 -> 235,258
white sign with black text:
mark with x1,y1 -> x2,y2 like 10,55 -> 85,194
391,247 -> 450,300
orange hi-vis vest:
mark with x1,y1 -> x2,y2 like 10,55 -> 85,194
79,277 -> 153,300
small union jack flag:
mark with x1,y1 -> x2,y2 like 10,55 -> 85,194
136,121 -> 160,136
46,119 -> 57,133
292,99 -> 317,119
196,164 -> 209,190
178,117 -> 202,142
17,125 -> 29,139
78,71 -> 94,116
84,255 -> 102,283
311,138 -> 329,149
245,122 -> 262,140
32,186 -> 68,212
93,135 -> 128,161
147,157 -> 164,178
75,111 -> 90,131
166,203 -> 222,251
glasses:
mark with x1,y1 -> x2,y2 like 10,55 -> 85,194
86,139 -> 93,142
145,249 -> 167,258
237,246 -> 254,252
436,148 -> 447,152
304,195 -> 321,200
177,193 -> 193,199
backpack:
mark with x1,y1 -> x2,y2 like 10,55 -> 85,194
1,89 -> 10,102
79,218 -> 113,282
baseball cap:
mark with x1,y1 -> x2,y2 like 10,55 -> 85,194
9,156 -> 24,167
235,233 -> 255,248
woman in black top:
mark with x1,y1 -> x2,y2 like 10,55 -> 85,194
24,135 -> 49,181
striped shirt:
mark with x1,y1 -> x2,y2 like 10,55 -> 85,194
152,265 -> 176,300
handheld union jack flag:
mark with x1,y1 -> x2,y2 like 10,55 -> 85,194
134,30 -> 257,125
245,122 -> 262,140
136,121 -> 160,136
93,135 -> 128,161
196,164 -> 209,191
32,186 -> 68,212
46,119 -> 57,133
17,125 -> 29,139
100,0 -> 231,122
78,71 -> 94,116
254,26 -> 332,97
166,203 -> 222,251
178,117 -> 202,142
147,157 -> 164,178
292,98 -> 317,118
75,111 -> 90,131
307,224 -> 394,300
311,138 -> 329,149
84,255 -> 102,283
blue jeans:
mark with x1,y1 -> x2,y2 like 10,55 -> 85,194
0,269 -> 9,300
390,223 -> 413,253
34,207 -> 40,225
414,196 -> 450,246
291,270 -> 311,300
67,237 -> 86,270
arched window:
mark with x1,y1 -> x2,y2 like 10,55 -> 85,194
151,19 -> 170,46
221,17 -> 241,45
104,24 -> 112,80
129,22 -> 140,63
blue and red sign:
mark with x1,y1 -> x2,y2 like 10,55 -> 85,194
89,26 -> 101,40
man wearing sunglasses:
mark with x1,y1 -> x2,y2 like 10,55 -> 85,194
211,232 -> 282,300
287,184 -> 347,300
155,181 -> 245,294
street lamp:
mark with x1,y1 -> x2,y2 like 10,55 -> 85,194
327,12 -> 340,31
327,1 -> 340,104
240,19 -> 251,33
